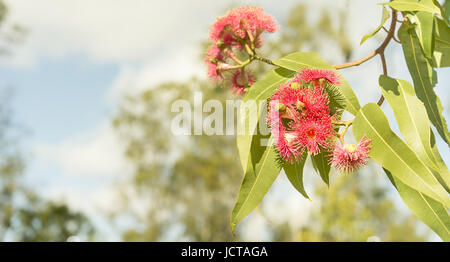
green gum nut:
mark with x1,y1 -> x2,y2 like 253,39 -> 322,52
216,40 -> 225,49
209,57 -> 218,64
318,78 -> 327,86
344,144 -> 357,153
296,100 -> 305,110
290,82 -> 300,89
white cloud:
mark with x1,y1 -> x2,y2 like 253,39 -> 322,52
106,45 -> 205,102
3,0 -> 224,66
34,122 -> 130,177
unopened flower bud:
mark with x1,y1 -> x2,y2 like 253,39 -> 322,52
209,57 -> 219,64
296,100 -> 305,110
290,82 -> 300,89
216,40 -> 226,49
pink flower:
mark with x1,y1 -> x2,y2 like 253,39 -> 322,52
231,6 -> 278,38
269,111 -> 303,163
209,12 -> 238,42
207,44 -> 222,58
273,125 -> 304,163
209,6 -> 278,43
330,136 -> 371,173
299,68 -> 341,86
230,70 -> 255,95
206,62 -> 221,80
205,6 -> 278,83
204,45 -> 224,80
268,86 -> 302,123
291,116 -> 335,155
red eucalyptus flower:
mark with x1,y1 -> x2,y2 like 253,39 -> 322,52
299,68 -> 341,86
231,70 -> 255,95
330,136 -> 372,173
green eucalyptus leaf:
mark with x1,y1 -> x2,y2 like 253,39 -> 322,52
385,168 -> 450,242
311,152 -> 331,186
380,0 -> 441,15
414,11 -> 435,58
237,68 -> 294,173
231,135 -> 282,233
360,6 -> 390,45
443,0 -> 450,24
431,17 -> 450,67
283,153 -> 310,199
398,24 -> 450,146
430,131 -> 450,192
352,103 -> 450,207
379,75 -> 439,172
273,52 -> 361,115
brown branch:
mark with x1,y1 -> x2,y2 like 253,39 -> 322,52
333,51 -> 377,69
376,52 -> 387,106
333,10 -> 397,70
252,54 -> 275,65
375,10 -> 398,106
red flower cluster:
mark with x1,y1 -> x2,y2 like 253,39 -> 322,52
267,69 -> 338,163
209,6 -> 278,47
330,137 -> 371,173
205,6 -> 278,95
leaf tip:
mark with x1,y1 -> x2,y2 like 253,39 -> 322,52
230,221 -> 236,234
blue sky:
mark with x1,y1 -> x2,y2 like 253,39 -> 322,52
0,0 -> 448,240
4,55 -> 117,141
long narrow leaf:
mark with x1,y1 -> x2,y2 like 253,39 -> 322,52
385,169 -> 450,241
353,103 -> 450,207
379,75 -> 439,172
283,152 -> 310,199
231,136 -> 282,232
398,24 -> 450,146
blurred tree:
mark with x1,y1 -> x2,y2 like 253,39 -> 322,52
0,1 -> 26,56
269,169 -> 429,242
0,1 -> 95,241
113,4 -> 429,241
114,81 -> 243,241
0,91 -> 95,241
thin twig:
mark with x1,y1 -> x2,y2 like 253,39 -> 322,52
333,10 -> 397,70
252,54 -> 275,65
225,49 -> 244,64
333,51 -> 377,69
376,52 -> 388,106
392,34 -> 401,43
